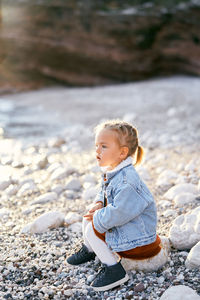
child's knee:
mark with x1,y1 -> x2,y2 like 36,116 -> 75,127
85,222 -> 94,241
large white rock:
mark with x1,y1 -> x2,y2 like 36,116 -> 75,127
185,241 -> 200,269
164,183 -> 198,200
175,176 -> 187,184
121,236 -> 170,272
174,192 -> 196,206
31,192 -> 57,205
65,212 -> 82,225
21,211 -> 65,234
160,285 -> 200,300
169,206 -> 200,250
156,170 -> 178,187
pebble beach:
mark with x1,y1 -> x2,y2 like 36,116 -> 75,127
0,76 -> 200,299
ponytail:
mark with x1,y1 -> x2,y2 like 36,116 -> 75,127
134,145 -> 144,166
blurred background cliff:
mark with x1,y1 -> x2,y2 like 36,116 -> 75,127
0,0 -> 200,94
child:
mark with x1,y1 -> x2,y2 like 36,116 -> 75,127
67,120 -> 161,292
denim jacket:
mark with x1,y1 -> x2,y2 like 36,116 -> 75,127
93,156 -> 157,252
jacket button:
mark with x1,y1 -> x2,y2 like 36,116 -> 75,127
108,229 -> 112,233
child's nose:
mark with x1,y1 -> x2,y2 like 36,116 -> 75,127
96,146 -> 100,154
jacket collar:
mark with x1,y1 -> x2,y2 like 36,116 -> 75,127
102,156 -> 133,181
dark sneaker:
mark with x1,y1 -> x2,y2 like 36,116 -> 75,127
67,244 -> 96,265
90,261 -> 129,292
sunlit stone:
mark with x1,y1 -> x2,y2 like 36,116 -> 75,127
174,192 -> 196,206
164,183 -> 198,200
31,192 -> 57,205
156,170 -> 178,187
21,211 -> 65,234
65,212 -> 82,225
82,186 -> 98,200
0,180 -> 11,191
160,285 -> 200,300
68,222 -> 82,233
185,241 -> 200,269
169,206 -> 200,249
65,178 -> 82,191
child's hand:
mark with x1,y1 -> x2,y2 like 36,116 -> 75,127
83,202 -> 103,221
83,212 -> 94,221
88,202 -> 103,213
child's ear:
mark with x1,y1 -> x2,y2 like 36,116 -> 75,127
120,146 -> 129,159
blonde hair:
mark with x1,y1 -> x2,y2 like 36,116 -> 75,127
95,119 -> 144,166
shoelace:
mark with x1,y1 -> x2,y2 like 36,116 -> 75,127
96,264 -> 110,281
77,247 -> 87,257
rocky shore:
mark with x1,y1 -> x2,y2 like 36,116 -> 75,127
0,77 -> 200,299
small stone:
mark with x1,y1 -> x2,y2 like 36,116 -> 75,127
0,209 -> 10,218
50,167 -> 68,181
22,208 -> 32,215
162,209 -> 176,217
48,137 -> 66,148
31,192 -> 57,205
65,178 -> 82,191
17,180 -> 38,196
185,161 -> 196,172
36,155 -> 49,169
51,184 -> 63,195
134,283 -> 145,292
157,276 -> 165,284
82,186 -> 98,200
64,289 -> 73,296
87,274 -> 95,283
0,180 -> 11,191
6,184 -> 18,196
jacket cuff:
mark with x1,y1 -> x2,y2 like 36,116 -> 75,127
93,210 -> 107,233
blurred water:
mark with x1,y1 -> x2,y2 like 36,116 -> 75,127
0,97 -> 64,142
0,76 -> 200,146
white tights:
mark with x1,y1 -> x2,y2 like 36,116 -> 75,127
82,218 -> 118,266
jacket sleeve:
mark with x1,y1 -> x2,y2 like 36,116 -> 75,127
93,182 -> 149,233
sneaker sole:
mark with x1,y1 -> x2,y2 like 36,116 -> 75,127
91,274 -> 129,292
